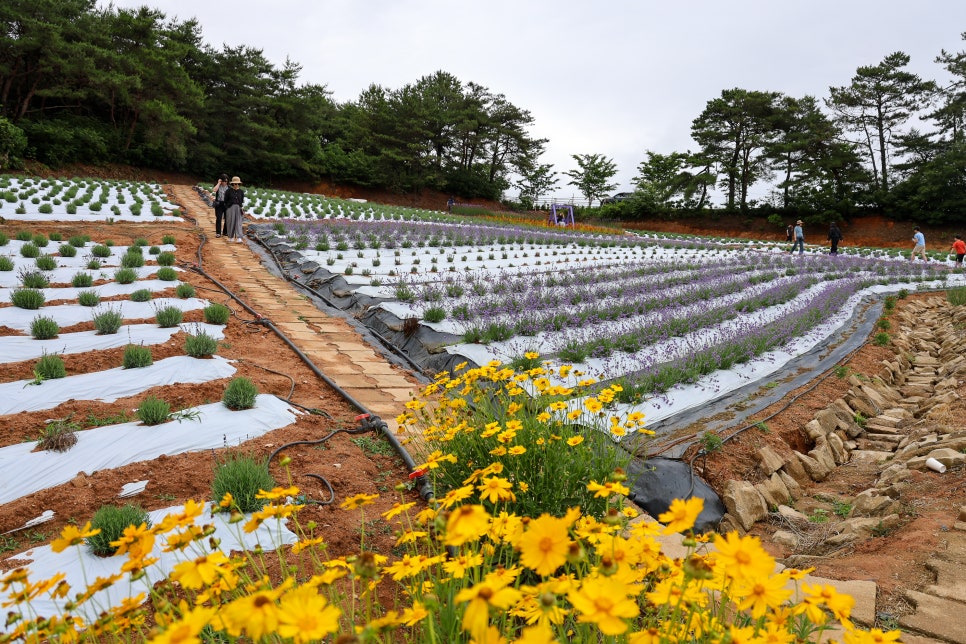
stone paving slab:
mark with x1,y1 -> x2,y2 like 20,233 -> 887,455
901,591 -> 966,643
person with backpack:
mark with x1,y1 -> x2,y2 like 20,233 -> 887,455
211,173 -> 229,238
828,222 -> 843,255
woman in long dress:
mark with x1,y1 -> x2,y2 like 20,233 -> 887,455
224,176 -> 245,242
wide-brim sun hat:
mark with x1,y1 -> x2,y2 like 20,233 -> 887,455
796,220 -> 803,224
230,176 -> 242,185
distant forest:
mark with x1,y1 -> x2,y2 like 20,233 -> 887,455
1,2 -> 965,223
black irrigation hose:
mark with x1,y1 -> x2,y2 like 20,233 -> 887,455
183,207 -> 434,501
248,227 -> 434,380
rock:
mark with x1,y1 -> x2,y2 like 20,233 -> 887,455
877,464 -> 911,486
722,480 -> 768,531
717,513 -> 745,536
908,447 -> 966,471
782,453 -> 811,487
808,439 -> 836,473
772,530 -> 800,549
796,451 -> 831,482
848,394 -> 879,420
777,504 -> 810,524
757,473 -> 791,507
756,446 -> 785,476
814,409 -> 840,436
849,490 -> 895,517
803,419 -> 826,441
778,470 -> 803,500
960,506 -> 966,522
827,432 -> 848,465
859,384 -> 891,412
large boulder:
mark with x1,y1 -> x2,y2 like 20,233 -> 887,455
722,480 -> 768,531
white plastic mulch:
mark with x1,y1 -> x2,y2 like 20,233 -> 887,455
0,394 -> 298,505
0,322 -> 226,364
0,355 -> 237,415
0,297 -> 208,331
4,501 -> 297,631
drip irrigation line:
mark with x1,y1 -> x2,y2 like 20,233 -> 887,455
248,227 -> 433,379
184,219 -> 434,502
239,359 -> 297,402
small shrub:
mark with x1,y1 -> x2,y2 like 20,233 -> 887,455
156,266 -> 178,281
38,203 -> 53,214
948,286 -> 966,307
133,237 -> 149,247
156,251 -> 176,266
175,283 -> 195,298
136,396 -> 170,425
211,453 -> 275,513
874,332 -> 891,346
85,504 -> 151,556
37,417 -> 79,452
700,431 -> 723,453
34,352 -> 66,380
148,245 -> 161,255
423,305 -> 446,323
70,272 -> 93,288
10,287 -> 45,309
19,242 -> 39,258
0,232 -> 7,246
86,258 -> 102,270
222,377 -> 258,410
120,251 -> 145,268
898,288 -> 909,299
91,244 -> 111,258
114,267 -> 137,284
31,234 -> 48,247
58,243 -> 77,258
154,305 -> 183,327
47,232 -> 62,242
185,331 -> 218,357
34,254 -> 57,270
68,235 -> 87,248
92,306 -> 123,334
20,270 -> 49,289
77,290 -> 100,307
122,343 -> 153,368
129,288 -> 152,302
15,230 -> 32,241
161,235 -> 175,245
0,256 -> 13,271
203,303 -> 231,325
30,315 -> 59,339
877,318 -> 891,330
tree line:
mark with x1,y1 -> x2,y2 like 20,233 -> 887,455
0,0 -> 544,200
1,2 -> 965,222
526,45 -> 966,225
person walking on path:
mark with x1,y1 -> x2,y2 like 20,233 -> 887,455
223,176 -> 245,243
951,234 -> 965,267
211,173 -> 229,238
786,224 -> 793,245
791,220 -> 805,254
911,226 -> 927,261
828,222 -> 843,255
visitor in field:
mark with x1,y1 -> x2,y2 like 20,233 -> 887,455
786,223 -> 793,244
212,173 -> 229,238
224,176 -> 245,243
911,226 -> 927,261
791,220 -> 805,255
828,222 -> 843,255
951,234 -> 965,267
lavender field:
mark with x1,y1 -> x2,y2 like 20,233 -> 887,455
255,210 -> 963,438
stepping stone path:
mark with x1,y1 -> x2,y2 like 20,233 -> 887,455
170,185 -> 421,435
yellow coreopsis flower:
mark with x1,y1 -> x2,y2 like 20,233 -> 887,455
524,351 -> 540,360
843,628 -> 902,644
567,574 -> 639,636
657,497 -> 704,534
566,409 -> 582,421
255,485 -> 299,500
110,523 -> 155,560
713,532 -> 776,581
382,501 -> 417,521
51,522 -> 100,553
217,589 -> 282,639
514,508 -> 580,576
733,572 -> 792,618
275,585 -> 340,643
442,552 -> 484,579
508,445 -> 527,456
171,551 -> 232,590
445,505 -> 491,546
148,605 -> 215,644
583,397 -> 603,413
515,622 -> 559,644
440,484 -> 476,509
750,621 -> 796,644
536,412 -> 552,423
340,492 -> 379,510
455,574 -> 522,641
488,510 -> 524,544
417,449 -> 458,471
478,476 -> 516,503
801,582 -> 855,624
586,480 -> 630,499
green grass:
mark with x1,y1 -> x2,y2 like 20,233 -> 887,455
211,453 -> 275,513
85,504 -> 151,556
350,435 -> 396,457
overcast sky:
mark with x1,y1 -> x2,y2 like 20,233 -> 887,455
105,1 -> 966,201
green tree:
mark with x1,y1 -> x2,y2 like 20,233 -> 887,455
691,88 -> 780,210
827,52 -> 936,195
0,116 -> 26,169
632,151 -> 690,207
564,153 -> 618,206
514,153 -> 558,209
